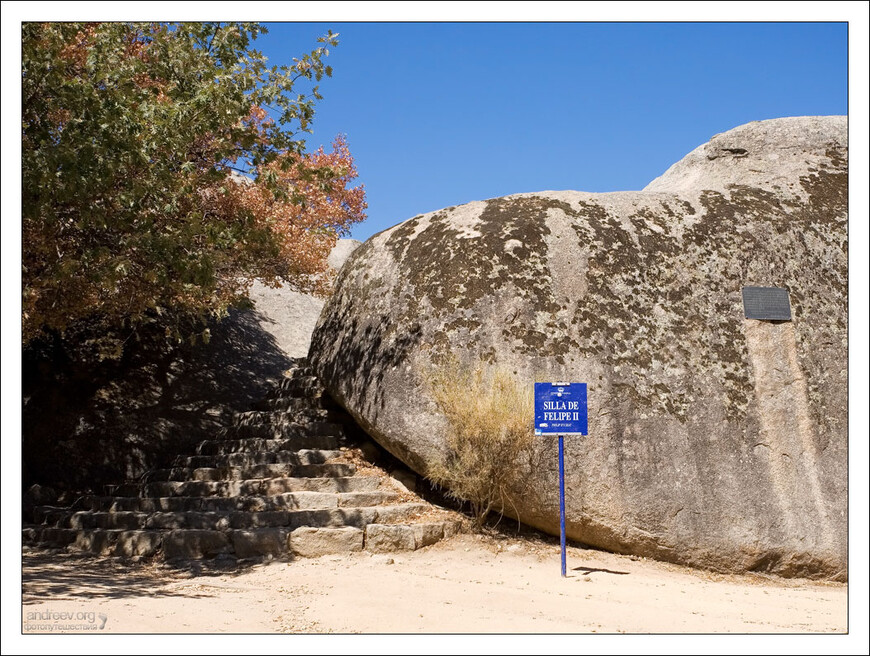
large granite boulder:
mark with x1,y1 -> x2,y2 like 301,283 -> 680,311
309,117 -> 847,579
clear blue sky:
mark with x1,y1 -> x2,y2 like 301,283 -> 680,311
253,22 -> 848,242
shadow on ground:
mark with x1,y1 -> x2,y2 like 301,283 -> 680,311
572,565 -> 630,576
21,548 -> 263,602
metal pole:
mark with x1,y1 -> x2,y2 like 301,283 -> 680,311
559,435 -> 566,577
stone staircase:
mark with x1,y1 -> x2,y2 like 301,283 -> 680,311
23,360 -> 461,564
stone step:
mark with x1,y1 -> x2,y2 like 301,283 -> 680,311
49,503 -> 430,532
23,363 -> 463,563
249,392 -> 335,410
215,421 -> 346,441
252,376 -> 325,405
280,364 -> 314,380
364,521 -> 463,553
252,391 -> 337,409
25,516 -> 463,560
75,507 -> 377,530
23,526 -> 81,547
26,526 -> 317,560
26,525 -> 300,560
25,527 -> 231,559
29,507 -> 72,528
63,490 -> 402,514
174,448 -> 342,469
277,374 -> 322,393
145,462 -> 356,483
196,435 -> 344,456
108,475 -> 383,498
232,407 -> 344,426
371,503 -> 432,525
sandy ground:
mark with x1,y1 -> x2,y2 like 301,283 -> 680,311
19,531 -> 847,637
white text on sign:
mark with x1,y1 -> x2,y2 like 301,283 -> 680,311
542,400 -> 582,421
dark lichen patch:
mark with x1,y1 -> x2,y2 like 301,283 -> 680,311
799,168 -> 848,225
678,199 -> 696,216
781,148 -> 847,434
443,316 -> 482,332
692,186 -> 790,243
387,196 -> 579,359
691,181 -> 847,424
823,145 -> 847,170
564,199 -> 707,420
384,216 -> 423,262
629,206 -> 673,240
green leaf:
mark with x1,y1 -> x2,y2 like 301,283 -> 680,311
21,21 -> 364,352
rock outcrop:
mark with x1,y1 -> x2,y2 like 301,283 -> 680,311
309,117 -> 848,579
247,239 -> 361,358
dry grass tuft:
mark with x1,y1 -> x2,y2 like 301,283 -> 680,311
422,358 -> 537,527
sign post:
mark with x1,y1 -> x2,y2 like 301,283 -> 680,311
558,434 -> 566,577
534,382 -> 588,578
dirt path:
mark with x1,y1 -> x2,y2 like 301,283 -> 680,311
19,532 -> 847,636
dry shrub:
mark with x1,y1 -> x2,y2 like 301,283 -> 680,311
424,359 -> 536,527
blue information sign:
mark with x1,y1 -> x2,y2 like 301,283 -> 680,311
534,382 -> 589,577
534,382 -> 588,436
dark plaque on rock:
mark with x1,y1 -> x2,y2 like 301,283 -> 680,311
742,286 -> 791,321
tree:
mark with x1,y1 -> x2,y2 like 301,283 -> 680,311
22,22 -> 366,355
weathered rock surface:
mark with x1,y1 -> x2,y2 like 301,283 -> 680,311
364,524 -> 417,553
310,117 -> 847,579
247,238 -> 362,358
289,526 -> 364,557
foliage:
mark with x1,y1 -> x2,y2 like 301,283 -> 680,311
424,359 -> 538,527
22,22 -> 366,352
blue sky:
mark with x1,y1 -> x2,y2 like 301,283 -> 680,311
254,21 -> 848,241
